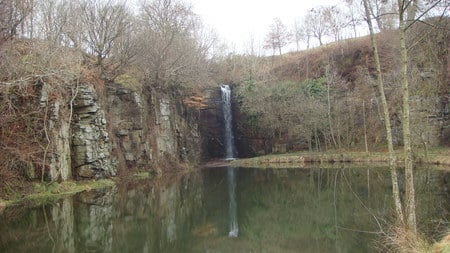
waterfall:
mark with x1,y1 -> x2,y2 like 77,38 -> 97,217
220,85 -> 236,159
227,166 -> 238,237
220,85 -> 239,238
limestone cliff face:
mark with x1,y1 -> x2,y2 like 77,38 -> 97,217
40,81 -> 201,181
106,86 -> 150,170
39,83 -> 73,181
71,84 -> 115,179
104,84 -> 201,173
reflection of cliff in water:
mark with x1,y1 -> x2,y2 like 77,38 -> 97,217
0,172 -> 204,253
1,166 -> 450,253
111,175 -> 205,253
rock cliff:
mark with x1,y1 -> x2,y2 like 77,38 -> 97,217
104,84 -> 201,175
41,81 -> 201,181
198,86 -> 255,160
71,84 -> 115,179
198,88 -> 225,160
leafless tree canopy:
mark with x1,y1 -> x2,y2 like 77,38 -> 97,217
0,0 -> 33,44
264,18 -> 291,56
80,0 -> 132,67
136,0 -> 214,88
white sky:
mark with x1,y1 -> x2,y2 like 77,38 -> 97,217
190,0 -> 342,54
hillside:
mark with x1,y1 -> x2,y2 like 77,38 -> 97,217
229,21 -> 449,157
0,39 -> 206,199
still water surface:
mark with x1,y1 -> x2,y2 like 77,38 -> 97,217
1,166 -> 449,253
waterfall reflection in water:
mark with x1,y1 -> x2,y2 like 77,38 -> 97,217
220,84 -> 236,160
220,84 -> 239,238
227,166 -> 239,237
1,166 -> 450,253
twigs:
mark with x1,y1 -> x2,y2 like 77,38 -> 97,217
42,204 -> 56,247
41,101 -> 50,183
0,41 -> 80,190
68,79 -> 79,127
342,169 -> 386,234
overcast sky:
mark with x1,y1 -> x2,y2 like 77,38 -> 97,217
190,0 -> 342,53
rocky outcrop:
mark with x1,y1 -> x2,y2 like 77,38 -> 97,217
40,83 -> 72,181
37,80 -> 202,181
198,86 -> 257,160
198,88 -> 225,160
71,84 -> 115,179
106,86 -> 151,170
105,84 -> 201,173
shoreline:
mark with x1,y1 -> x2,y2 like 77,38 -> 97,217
2,150 -> 449,210
0,179 -> 115,210
0,167 -> 195,210
231,150 -> 450,168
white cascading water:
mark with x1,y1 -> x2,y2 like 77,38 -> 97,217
220,85 -> 236,160
227,167 -> 238,237
220,84 -> 239,238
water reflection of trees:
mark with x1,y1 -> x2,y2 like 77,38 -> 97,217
238,167 -> 450,253
0,167 -> 449,253
0,172 -> 205,253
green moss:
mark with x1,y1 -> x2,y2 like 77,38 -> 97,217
3,179 -> 115,207
133,171 -> 151,179
115,74 -> 141,91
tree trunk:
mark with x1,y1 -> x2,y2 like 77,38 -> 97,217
362,0 -> 404,223
398,0 -> 417,233
363,100 -> 369,153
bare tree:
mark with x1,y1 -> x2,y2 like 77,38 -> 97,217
0,0 -> 33,43
397,0 -> 418,234
80,0 -> 132,70
37,0 -> 70,46
137,0 -> 211,88
292,18 -> 311,51
264,18 -> 291,56
396,0 -> 446,234
35,0 -> 85,48
362,0 -> 404,224
368,0 -> 398,30
343,0 -> 363,38
304,6 -> 332,46
323,6 -> 348,41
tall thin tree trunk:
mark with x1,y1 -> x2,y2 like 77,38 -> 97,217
398,0 -> 417,233
362,0 -> 404,223
363,100 -> 369,154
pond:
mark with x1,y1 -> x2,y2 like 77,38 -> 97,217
1,166 -> 449,253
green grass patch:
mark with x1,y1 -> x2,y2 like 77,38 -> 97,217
232,148 -> 450,169
115,74 -> 141,91
2,179 -> 115,207
133,171 -> 151,179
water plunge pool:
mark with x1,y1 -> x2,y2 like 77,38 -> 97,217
1,165 -> 449,252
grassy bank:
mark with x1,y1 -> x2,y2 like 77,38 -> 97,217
0,179 -> 115,210
231,148 -> 450,168
0,169 -> 187,210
